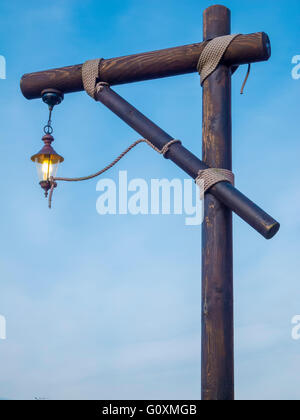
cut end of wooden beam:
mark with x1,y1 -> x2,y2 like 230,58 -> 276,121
265,221 -> 280,240
262,32 -> 272,60
203,5 -> 231,39
20,63 -> 84,100
204,4 -> 231,14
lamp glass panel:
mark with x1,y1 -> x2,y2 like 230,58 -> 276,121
35,155 -> 60,182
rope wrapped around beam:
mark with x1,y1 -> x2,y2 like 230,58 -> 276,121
82,58 -> 102,98
197,34 -> 240,84
195,168 -> 234,198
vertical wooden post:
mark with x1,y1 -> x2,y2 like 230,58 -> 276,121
201,5 -> 234,400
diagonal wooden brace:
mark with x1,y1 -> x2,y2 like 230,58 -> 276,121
94,84 -> 279,240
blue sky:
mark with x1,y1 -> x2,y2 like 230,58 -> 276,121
0,0 -> 299,400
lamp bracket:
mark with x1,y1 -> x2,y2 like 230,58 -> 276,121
41,89 -> 64,109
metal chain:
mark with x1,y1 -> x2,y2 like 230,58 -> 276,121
43,106 -> 54,134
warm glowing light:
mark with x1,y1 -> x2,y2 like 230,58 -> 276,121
42,159 -> 52,180
31,134 -> 64,185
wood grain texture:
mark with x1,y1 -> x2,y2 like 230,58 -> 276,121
20,32 -> 270,99
201,4 -> 234,401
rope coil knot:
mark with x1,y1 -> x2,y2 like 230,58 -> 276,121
195,168 -> 234,198
82,58 -> 103,99
197,34 -> 240,85
197,34 -> 251,94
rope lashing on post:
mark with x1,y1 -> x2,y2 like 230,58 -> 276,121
48,138 -> 181,208
195,168 -> 234,198
197,34 -> 251,94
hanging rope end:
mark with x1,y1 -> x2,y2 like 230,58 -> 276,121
240,64 -> 251,95
48,177 -> 57,209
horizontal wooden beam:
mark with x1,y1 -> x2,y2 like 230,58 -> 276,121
20,32 -> 270,99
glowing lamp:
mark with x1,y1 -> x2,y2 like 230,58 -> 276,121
30,88 -> 64,197
31,133 -> 64,196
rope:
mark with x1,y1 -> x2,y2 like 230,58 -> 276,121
82,58 -> 102,98
195,168 -> 234,198
240,63 -> 251,95
197,34 -> 240,85
82,37 -> 251,99
48,138 -> 181,208
197,34 -> 251,94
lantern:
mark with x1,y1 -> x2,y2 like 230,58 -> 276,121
30,88 -> 64,197
31,133 -> 64,196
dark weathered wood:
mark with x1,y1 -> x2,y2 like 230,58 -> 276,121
20,32 -> 271,99
94,84 -> 279,240
201,5 -> 234,401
